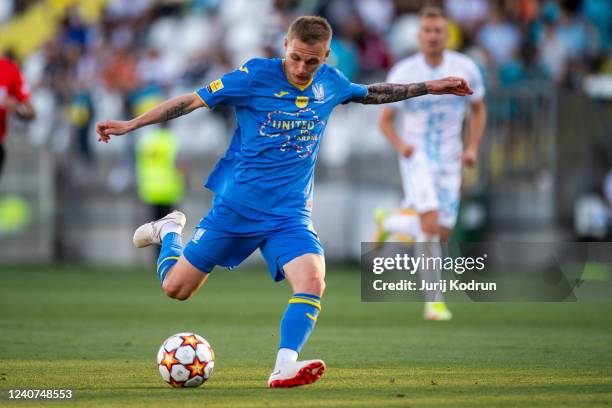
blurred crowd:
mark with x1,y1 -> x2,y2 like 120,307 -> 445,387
0,0 -> 610,249
0,0 -> 610,161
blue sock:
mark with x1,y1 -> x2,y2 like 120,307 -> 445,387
278,293 -> 321,354
156,232 -> 183,284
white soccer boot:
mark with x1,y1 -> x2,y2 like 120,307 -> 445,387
133,211 -> 186,248
268,359 -> 326,388
424,302 -> 453,321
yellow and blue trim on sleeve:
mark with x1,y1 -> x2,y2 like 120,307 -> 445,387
194,92 -> 211,110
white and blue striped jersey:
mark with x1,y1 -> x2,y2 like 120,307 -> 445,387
386,50 -> 485,163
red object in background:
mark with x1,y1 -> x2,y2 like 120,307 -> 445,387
358,31 -> 394,72
0,58 -> 31,143
517,0 -> 540,22
102,50 -> 140,94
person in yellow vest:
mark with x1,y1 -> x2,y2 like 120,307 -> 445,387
135,122 -> 185,256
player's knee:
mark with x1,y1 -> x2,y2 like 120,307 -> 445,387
314,277 -> 326,296
161,282 -> 180,299
303,274 -> 326,297
173,290 -> 192,301
162,281 -> 192,301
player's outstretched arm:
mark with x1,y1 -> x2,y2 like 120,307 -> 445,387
96,93 -> 204,143
358,77 -> 473,105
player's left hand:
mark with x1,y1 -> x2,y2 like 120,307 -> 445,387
461,148 -> 478,167
427,77 -> 473,96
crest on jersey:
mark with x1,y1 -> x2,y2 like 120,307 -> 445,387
313,83 -> 325,101
295,96 -> 309,108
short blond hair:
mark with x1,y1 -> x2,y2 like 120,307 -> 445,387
420,6 -> 446,19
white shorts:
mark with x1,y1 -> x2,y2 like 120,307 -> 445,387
399,152 -> 462,228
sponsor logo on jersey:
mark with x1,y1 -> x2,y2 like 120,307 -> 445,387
206,79 -> 224,93
260,108 -> 324,158
295,96 -> 309,108
274,91 -> 289,97
239,65 -> 249,74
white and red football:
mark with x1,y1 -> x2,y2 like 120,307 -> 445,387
157,332 -> 215,388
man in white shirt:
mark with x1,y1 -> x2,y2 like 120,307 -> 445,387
377,6 -> 487,320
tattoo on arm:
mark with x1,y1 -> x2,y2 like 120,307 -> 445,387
165,102 -> 187,121
359,82 -> 428,105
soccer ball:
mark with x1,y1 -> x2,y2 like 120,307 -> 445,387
157,332 -> 215,388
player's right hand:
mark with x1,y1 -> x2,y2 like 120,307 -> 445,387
96,120 -> 133,143
399,143 -> 414,158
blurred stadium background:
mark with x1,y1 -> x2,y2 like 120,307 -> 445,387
0,0 -> 611,266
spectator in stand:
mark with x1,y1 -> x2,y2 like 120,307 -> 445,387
445,0 -> 489,42
537,19 -> 570,83
339,13 -> 393,76
102,45 -> 141,115
476,6 -> 522,69
355,0 -> 395,35
582,0 -> 610,58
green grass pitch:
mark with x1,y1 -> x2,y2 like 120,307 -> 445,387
1,264 -> 611,407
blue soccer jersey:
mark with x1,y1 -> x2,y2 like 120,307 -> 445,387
195,58 -> 367,218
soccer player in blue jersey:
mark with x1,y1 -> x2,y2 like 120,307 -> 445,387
96,16 -> 473,388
